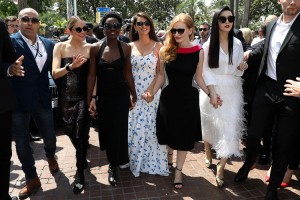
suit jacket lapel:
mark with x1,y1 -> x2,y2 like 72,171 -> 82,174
15,32 -> 40,72
278,14 -> 300,55
39,37 -> 51,73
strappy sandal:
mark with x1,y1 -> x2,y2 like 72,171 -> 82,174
173,167 -> 183,189
216,162 -> 224,188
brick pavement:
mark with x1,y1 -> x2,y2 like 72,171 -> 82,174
9,128 -> 300,200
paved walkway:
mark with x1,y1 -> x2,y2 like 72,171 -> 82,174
9,128 -> 300,200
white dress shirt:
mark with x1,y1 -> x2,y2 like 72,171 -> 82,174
266,13 -> 300,80
20,31 -> 47,72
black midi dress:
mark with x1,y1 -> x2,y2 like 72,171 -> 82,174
156,46 -> 202,151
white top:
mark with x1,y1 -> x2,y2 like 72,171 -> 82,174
20,31 -> 47,72
266,13 -> 300,80
202,37 -> 244,86
251,37 -> 264,46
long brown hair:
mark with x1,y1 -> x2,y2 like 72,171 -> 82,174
163,13 -> 194,63
131,12 -> 158,42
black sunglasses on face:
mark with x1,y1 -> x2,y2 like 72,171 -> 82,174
170,28 -> 185,35
72,26 -> 88,33
199,28 -> 208,31
136,21 -> 150,27
20,16 -> 40,24
104,23 -> 122,30
218,16 -> 235,23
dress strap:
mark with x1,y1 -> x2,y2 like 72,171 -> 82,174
152,42 -> 157,53
96,39 -> 107,64
117,41 -> 124,59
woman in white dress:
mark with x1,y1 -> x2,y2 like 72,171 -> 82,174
128,12 -> 169,177
200,6 -> 248,188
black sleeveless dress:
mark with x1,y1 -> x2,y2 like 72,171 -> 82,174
156,46 -> 202,151
57,58 -> 90,139
96,41 -> 130,166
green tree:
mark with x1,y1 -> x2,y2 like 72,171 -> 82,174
0,0 -> 18,18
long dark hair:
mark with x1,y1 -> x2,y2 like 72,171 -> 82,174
208,6 -> 234,68
131,12 -> 158,42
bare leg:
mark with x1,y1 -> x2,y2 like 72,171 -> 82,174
168,147 -> 174,171
216,157 -> 227,188
174,150 -> 187,189
281,168 -> 294,187
204,141 -> 212,168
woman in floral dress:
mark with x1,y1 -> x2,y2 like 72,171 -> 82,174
128,12 -> 169,177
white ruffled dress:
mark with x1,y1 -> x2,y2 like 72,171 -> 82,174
200,38 -> 246,158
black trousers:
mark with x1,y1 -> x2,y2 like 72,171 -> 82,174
0,111 -> 12,200
246,76 -> 300,188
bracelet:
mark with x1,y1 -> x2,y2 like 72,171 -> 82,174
65,63 -> 72,71
92,95 -> 97,100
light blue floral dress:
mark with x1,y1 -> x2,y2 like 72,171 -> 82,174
128,43 -> 169,177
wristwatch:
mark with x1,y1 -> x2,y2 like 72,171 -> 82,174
65,63 -> 72,71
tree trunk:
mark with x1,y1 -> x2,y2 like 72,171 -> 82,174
234,0 -> 239,28
242,0 -> 251,27
18,0 -> 28,11
230,0 -> 234,10
32,0 -> 38,11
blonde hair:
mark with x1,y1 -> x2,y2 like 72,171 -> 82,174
66,16 -> 82,30
240,27 -> 253,45
163,13 -> 194,63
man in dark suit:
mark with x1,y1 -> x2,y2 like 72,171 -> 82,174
234,1 -> 300,199
0,17 -> 24,200
6,8 -> 59,199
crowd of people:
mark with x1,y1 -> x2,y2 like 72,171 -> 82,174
1,1 -> 300,200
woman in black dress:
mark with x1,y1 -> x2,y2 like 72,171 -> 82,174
52,16 -> 92,193
145,13 -> 210,189
87,11 -> 137,186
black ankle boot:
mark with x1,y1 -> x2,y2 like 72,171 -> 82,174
108,165 -> 117,186
73,170 -> 85,194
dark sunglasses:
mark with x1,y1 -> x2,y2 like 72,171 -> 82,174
72,26 -> 88,33
170,28 -> 185,35
104,23 -> 122,30
20,16 -> 40,24
136,21 -> 150,27
218,16 -> 235,23
199,28 -> 208,31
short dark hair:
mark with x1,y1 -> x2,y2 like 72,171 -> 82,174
100,11 -> 123,27
200,21 -> 210,29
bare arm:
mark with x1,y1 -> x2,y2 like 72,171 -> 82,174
151,48 -> 166,95
123,43 -> 137,107
87,45 -> 98,106
195,49 -> 209,94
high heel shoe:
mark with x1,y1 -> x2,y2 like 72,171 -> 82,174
173,167 -> 183,189
216,162 -> 224,188
205,158 -> 212,168
108,165 -> 117,186
73,170 -> 84,194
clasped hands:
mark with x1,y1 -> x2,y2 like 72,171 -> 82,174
141,91 -> 154,103
210,93 -> 223,109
